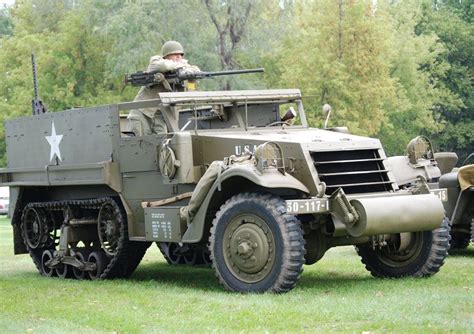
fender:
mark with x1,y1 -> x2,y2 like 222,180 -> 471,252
181,164 -> 309,243
386,155 -> 441,186
440,165 -> 474,225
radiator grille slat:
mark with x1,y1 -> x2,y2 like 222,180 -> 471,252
314,158 -> 384,165
318,170 -> 390,177
311,149 -> 393,194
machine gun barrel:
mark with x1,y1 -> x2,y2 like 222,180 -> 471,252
125,68 -> 264,88
184,68 -> 265,80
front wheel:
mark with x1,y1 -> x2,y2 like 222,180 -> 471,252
356,217 -> 450,278
209,193 -> 305,293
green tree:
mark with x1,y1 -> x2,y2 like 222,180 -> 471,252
0,5 -> 13,37
278,0 -> 397,136
416,0 -> 474,162
377,0 -> 461,155
0,1 -> 124,165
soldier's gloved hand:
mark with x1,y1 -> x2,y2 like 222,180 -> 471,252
178,68 -> 197,75
173,62 -> 186,70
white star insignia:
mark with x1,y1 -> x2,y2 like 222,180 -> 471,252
45,122 -> 63,162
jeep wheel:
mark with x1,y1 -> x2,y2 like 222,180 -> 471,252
450,234 -> 470,249
356,217 -> 450,278
209,193 -> 305,293
471,220 -> 474,243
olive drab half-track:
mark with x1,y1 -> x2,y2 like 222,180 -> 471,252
0,87 -> 451,292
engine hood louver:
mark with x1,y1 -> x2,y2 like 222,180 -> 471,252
311,149 -> 394,194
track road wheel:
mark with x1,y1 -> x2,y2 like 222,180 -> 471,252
88,251 -> 109,280
157,242 -> 185,265
72,249 -> 92,280
199,248 -> 212,266
41,249 -> 56,277
184,250 -> 197,265
356,217 -> 450,278
209,193 -> 305,293
55,262 -> 73,279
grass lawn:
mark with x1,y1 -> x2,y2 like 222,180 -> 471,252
0,216 -> 473,333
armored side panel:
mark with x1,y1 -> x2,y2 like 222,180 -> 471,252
144,207 -> 186,242
2,106 -> 122,190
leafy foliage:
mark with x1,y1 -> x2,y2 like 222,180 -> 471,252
416,0 -> 474,161
0,5 -> 12,37
278,1 -> 398,137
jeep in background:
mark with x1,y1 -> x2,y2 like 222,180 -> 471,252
435,152 -> 474,249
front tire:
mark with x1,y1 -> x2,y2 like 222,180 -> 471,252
356,217 -> 450,278
209,193 -> 305,293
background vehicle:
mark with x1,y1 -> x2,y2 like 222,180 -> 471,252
435,152 -> 474,249
0,84 -> 450,292
0,186 -> 9,215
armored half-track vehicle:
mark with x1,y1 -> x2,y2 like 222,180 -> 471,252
435,152 -> 473,249
1,86 -> 451,292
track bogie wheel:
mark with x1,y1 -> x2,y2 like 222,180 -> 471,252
356,217 -> 450,278
209,193 -> 305,293
157,242 -> 185,265
88,251 -> 109,280
72,249 -> 92,280
184,250 -> 197,265
55,263 -> 73,279
41,249 -> 56,277
199,248 -> 212,266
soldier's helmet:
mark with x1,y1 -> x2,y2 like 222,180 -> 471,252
161,41 -> 184,57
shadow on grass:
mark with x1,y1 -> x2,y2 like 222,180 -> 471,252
130,261 -> 221,291
128,261 -> 375,293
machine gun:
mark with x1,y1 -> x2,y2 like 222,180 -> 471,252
125,68 -> 264,91
31,53 -> 48,115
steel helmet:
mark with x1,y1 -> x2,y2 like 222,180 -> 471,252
161,41 -> 184,57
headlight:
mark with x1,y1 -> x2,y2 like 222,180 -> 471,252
255,142 -> 285,174
406,136 -> 434,165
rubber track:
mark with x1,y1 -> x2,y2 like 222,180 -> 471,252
20,197 -> 150,279
209,193 -> 305,293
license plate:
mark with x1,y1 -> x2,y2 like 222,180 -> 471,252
286,198 -> 330,214
430,188 -> 448,202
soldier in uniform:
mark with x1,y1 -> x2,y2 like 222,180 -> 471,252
128,41 -> 200,136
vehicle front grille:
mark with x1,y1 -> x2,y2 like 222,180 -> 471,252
311,149 -> 394,194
